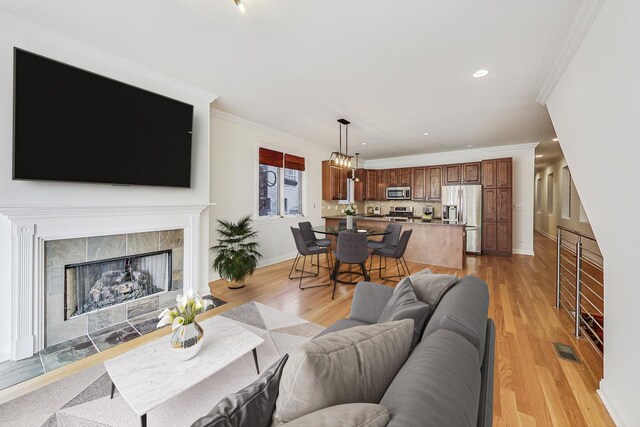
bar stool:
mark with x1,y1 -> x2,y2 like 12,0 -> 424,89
370,229 -> 413,282
289,227 -> 331,290
331,231 -> 370,299
299,221 -> 332,268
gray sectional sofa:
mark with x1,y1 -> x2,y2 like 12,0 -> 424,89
319,275 -> 495,427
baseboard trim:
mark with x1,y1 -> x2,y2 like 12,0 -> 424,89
513,248 -> 535,256
208,252 -> 298,284
0,347 -> 10,363
535,228 -> 557,241
598,379 -> 632,426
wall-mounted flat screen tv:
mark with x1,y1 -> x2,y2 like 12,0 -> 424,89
13,48 -> 194,188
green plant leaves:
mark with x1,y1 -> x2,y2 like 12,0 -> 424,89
211,215 -> 262,283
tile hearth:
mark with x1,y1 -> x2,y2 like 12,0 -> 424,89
0,296 -> 227,391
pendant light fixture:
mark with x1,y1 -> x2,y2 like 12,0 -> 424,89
328,118 -> 355,170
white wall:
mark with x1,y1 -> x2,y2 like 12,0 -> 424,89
0,216 -> 11,362
546,1 -> 640,424
0,14 -> 215,361
366,143 -> 537,255
209,110 -> 328,281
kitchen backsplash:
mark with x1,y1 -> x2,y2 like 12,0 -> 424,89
322,200 -> 441,217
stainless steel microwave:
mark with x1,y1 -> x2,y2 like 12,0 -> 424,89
386,187 -> 411,200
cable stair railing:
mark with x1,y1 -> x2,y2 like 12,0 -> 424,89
555,226 -> 604,356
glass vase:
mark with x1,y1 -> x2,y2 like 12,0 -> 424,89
170,321 -> 204,361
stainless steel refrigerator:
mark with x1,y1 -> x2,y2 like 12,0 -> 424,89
441,185 -> 483,254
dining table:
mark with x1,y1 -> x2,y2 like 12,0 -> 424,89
310,225 -> 391,237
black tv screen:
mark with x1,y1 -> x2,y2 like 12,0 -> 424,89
13,48 -> 194,188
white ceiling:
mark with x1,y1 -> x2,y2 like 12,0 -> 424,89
0,0 -> 581,159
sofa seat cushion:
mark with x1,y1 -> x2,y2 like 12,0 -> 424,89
282,403 -> 389,427
192,354 -> 288,427
378,278 -> 430,349
422,276 -> 489,363
380,329 -> 481,427
272,319 -> 413,424
314,319 -> 369,339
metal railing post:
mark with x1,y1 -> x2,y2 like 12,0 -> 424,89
556,228 -> 562,309
575,236 -> 583,338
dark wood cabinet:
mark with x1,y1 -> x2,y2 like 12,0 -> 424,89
365,169 -> 378,201
482,157 -> 512,256
444,164 -> 462,185
496,158 -> 512,188
399,168 -> 412,187
321,161 -> 347,200
376,169 -> 388,201
462,162 -> 481,184
411,167 -> 426,200
483,188 -> 497,221
387,169 -> 399,187
427,166 -> 442,201
354,168 -> 366,202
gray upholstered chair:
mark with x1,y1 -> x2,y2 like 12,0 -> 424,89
299,221 -> 332,268
367,223 -> 402,250
331,231 -> 370,299
289,227 -> 331,290
370,229 -> 413,282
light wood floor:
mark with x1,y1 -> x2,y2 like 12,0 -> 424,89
210,232 -> 613,427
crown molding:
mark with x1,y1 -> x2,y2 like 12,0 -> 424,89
211,109 -> 332,154
0,10 -> 218,103
365,142 -> 539,169
536,0 -> 604,105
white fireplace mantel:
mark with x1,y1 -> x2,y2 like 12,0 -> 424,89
0,204 -> 212,361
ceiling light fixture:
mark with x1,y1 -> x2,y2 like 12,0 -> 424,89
423,132 -> 430,136
233,0 -> 246,13
472,69 -> 490,78
552,138 -> 559,142
328,119 -> 357,171
536,154 -> 544,158
362,142 -> 367,145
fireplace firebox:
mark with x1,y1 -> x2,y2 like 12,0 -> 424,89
64,250 -> 172,320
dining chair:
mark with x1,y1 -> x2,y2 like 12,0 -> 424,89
331,231 -> 370,299
370,229 -> 413,282
289,227 -> 331,290
367,223 -> 402,273
299,221 -> 332,268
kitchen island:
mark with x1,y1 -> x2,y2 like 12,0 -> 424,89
323,216 -> 467,269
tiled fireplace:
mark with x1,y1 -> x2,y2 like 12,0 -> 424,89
45,230 -> 184,347
0,204 -> 210,361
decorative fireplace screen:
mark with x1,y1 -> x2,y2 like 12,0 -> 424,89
64,250 -> 172,319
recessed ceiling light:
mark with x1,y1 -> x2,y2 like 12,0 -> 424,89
552,138 -> 559,142
362,142 -> 367,145
423,132 -> 430,136
536,154 -> 544,158
472,69 -> 490,78
233,0 -> 246,13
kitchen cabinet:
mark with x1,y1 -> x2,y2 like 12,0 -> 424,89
444,164 -> 462,185
321,161 -> 348,200
427,166 -> 442,201
462,162 -> 482,184
482,157 -> 512,255
365,169 -> 378,201
354,168 -> 366,202
399,168 -> 412,187
387,169 -> 398,187
411,167 -> 426,200
376,169 -> 388,201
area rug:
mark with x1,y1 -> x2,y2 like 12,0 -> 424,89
0,302 -> 324,427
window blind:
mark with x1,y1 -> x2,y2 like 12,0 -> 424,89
284,153 -> 305,171
259,147 -> 284,168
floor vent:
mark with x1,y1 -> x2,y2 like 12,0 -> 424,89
553,343 -> 580,362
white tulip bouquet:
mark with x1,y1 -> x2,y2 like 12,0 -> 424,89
157,289 -> 213,330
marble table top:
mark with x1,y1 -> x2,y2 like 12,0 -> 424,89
103,315 -> 264,416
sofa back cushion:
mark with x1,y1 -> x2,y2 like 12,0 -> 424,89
272,319 -> 413,424
422,275 -> 489,363
380,329 -> 481,427
402,269 -> 458,307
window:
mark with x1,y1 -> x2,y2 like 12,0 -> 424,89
258,147 -> 305,217
561,166 -> 572,219
547,173 -> 554,214
536,177 -> 542,213
579,202 -> 589,223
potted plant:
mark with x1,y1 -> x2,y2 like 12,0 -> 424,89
343,204 -> 357,229
211,215 -> 262,289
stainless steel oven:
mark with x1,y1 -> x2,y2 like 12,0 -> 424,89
386,187 -> 411,200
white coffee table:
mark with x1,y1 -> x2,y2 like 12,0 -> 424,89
104,315 -> 264,426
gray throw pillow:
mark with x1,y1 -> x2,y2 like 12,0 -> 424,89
378,278 -> 430,349
191,354 -> 288,427
403,269 -> 458,307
